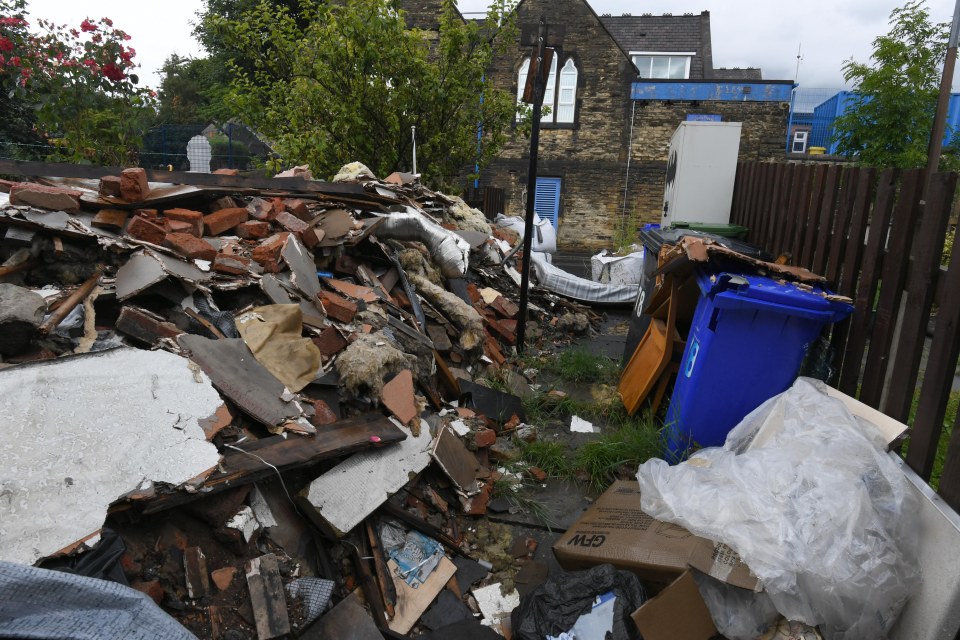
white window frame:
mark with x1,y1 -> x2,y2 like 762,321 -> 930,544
792,130 -> 809,153
630,51 -> 694,80
516,55 -> 578,125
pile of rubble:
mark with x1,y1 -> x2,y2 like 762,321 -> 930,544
0,162 -> 603,639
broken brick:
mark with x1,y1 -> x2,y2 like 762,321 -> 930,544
285,198 -> 311,221
213,253 -> 254,276
98,175 -> 122,198
275,211 -> 309,234
271,197 -> 287,218
382,369 -> 417,425
203,207 -> 249,236
235,220 -> 271,240
318,290 -> 358,323
300,227 -> 326,249
120,168 -> 150,202
251,233 -> 289,273
210,566 -> 238,591
246,197 -> 274,221
466,283 -> 483,305
310,399 -> 339,426
474,428 -> 497,448
120,551 -> 142,578
198,404 -> 235,440
213,168 -> 239,176
135,208 -> 160,220
490,295 -> 520,319
9,182 -> 82,211
126,214 -> 167,245
312,326 -> 348,357
526,466 -> 547,482
165,233 -> 217,261
211,196 -> 240,211
131,579 -> 164,605
164,208 -> 204,237
166,220 -> 195,235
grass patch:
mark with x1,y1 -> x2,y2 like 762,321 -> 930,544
905,385 -> 960,491
574,413 -> 664,490
519,440 -> 571,477
541,348 -> 620,385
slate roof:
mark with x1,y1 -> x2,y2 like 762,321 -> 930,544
714,67 -> 763,80
598,13 -> 704,54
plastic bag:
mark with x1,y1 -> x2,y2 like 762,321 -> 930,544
692,570 -> 779,640
637,378 -> 920,639
511,563 -> 645,640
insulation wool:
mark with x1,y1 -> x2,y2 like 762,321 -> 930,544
333,161 -> 378,183
335,331 -> 417,402
443,196 -> 492,235
409,273 -> 484,352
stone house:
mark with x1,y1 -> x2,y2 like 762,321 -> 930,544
406,0 -> 793,250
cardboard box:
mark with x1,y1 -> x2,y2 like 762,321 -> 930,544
631,571 -> 718,640
553,480 -> 759,590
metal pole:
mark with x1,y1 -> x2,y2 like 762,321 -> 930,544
926,0 -> 960,179
516,17 -> 547,354
411,126 -> 418,175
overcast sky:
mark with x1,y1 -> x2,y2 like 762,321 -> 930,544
24,0 -> 960,92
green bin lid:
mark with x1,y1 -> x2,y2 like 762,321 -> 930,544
669,221 -> 749,239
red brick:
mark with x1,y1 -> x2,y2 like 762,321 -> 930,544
212,168 -> 239,176
166,220 -> 194,235
271,197 -> 286,217
131,579 -> 164,605
235,220 -> 271,240
246,197 -> 274,221
164,208 -> 203,237
9,182 -> 82,211
275,211 -> 308,234
285,198 -> 311,221
126,214 -> 167,244
251,233 -> 289,273
210,196 -> 240,211
203,207 -> 249,236
312,326 -> 348,357
213,253 -> 253,275
310,399 -> 339,426
526,466 -> 547,482
474,428 -> 497,448
91,208 -> 128,231
165,233 -> 217,261
120,551 -> 142,578
98,175 -> 122,198
301,227 -> 326,249
319,290 -> 357,323
120,168 -> 150,202
135,208 -> 160,220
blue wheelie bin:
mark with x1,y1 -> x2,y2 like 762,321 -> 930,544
664,270 -> 853,460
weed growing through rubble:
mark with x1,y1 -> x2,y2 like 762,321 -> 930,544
519,440 -> 571,477
541,348 -> 620,384
574,413 -> 665,490
490,470 -> 560,530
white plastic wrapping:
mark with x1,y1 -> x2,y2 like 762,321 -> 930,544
590,247 -> 645,285
637,378 -> 920,639
374,208 -> 470,278
494,213 -> 558,254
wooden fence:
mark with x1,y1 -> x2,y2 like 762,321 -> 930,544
731,161 -> 960,510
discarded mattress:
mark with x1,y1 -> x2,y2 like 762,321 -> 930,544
530,252 -> 638,305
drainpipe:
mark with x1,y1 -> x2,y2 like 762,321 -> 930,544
620,100 -> 637,235
785,85 -> 798,154
411,126 -> 418,175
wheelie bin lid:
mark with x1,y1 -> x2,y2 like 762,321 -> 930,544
639,227 -> 769,261
697,271 -> 853,323
670,221 -> 749,239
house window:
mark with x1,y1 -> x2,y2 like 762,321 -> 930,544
516,55 -> 579,125
792,130 -> 809,153
631,53 -> 692,79
534,177 -> 561,228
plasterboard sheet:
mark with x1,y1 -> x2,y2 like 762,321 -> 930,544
0,347 -> 222,565
299,419 -> 433,536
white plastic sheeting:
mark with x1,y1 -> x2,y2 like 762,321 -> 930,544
590,247 -> 645,285
637,378 -> 920,640
494,213 -> 558,254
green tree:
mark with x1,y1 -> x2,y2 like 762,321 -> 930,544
0,0 -> 156,166
832,1 -> 950,168
209,0 -> 519,186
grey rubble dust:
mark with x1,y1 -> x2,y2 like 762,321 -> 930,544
409,273 -> 484,352
335,331 -> 416,402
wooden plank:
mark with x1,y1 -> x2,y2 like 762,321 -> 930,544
246,553 -> 291,640
884,172 -> 958,423
837,168 -> 896,396
783,164 -> 810,262
757,162 -> 777,251
824,167 -> 859,284
730,161 -> 746,226
772,163 -> 795,258
388,557 -> 457,635
763,162 -> 784,257
756,162 -> 774,252
937,409 -> 960,511
748,162 -> 766,246
738,162 -> 757,242
798,164 -> 827,269
859,169 -> 923,408
811,164 -> 842,276
907,242 -> 960,478
135,413 -> 406,514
